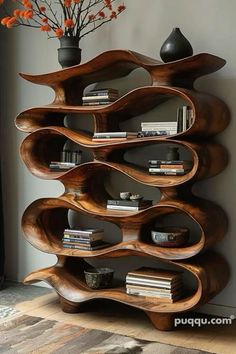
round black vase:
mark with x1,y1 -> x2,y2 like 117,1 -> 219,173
166,147 -> 180,161
160,28 -> 193,63
58,36 -> 81,68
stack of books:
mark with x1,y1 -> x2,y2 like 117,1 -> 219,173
107,199 -> 152,211
148,159 -> 193,176
177,105 -> 194,132
126,267 -> 183,302
82,88 -> 119,106
62,228 -> 109,250
92,131 -> 137,142
141,121 -> 178,136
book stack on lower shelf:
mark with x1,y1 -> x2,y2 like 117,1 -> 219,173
148,159 -> 193,176
82,88 -> 119,106
126,267 -> 183,303
107,199 -> 152,211
62,228 -> 109,250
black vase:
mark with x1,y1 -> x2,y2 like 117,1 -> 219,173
160,28 -> 193,63
166,147 -> 180,161
58,36 -> 81,68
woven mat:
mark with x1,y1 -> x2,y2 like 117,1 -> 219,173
0,309 -> 213,354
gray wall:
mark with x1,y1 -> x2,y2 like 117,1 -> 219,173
1,0 -> 236,316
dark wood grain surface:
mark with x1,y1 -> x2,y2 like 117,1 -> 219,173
16,50 -> 230,330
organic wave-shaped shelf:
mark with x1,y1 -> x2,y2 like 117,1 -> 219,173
22,196 -> 227,259
16,49 -> 230,331
23,251 -> 229,330
20,50 -> 226,94
19,139 -> 228,187
15,86 -> 229,136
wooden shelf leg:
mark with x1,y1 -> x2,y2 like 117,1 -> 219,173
59,296 -> 81,314
145,311 -> 174,331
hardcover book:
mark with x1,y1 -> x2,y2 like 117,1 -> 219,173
64,228 -> 104,234
148,160 -> 192,165
107,199 -> 152,207
62,242 -> 110,250
93,132 -> 137,138
126,288 -> 181,302
107,205 -> 150,211
127,267 -> 182,281
63,234 -> 103,242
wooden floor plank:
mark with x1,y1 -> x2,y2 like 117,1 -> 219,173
2,283 -> 236,354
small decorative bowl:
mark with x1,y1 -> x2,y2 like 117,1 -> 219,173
130,194 -> 143,201
120,192 -> 131,200
151,227 -> 189,247
84,267 -> 114,289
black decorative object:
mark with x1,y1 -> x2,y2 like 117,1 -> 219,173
84,267 -> 114,289
58,36 -> 82,68
160,28 -> 193,63
166,147 -> 180,161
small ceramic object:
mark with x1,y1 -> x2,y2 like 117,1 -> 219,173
130,194 -> 143,201
151,227 -> 189,247
160,28 -> 193,63
84,267 -> 114,289
166,147 -> 180,161
120,192 -> 132,200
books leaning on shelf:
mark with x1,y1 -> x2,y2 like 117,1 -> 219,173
107,199 -> 152,211
62,228 -> 109,250
92,131 -> 138,142
82,88 -> 119,106
126,267 -> 183,302
148,159 -> 193,176
141,121 -> 178,135
177,105 -> 194,132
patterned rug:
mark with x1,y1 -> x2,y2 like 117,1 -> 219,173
0,310 -> 214,354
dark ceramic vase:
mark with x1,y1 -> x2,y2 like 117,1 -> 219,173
166,147 -> 180,161
58,36 -> 81,68
160,28 -> 193,63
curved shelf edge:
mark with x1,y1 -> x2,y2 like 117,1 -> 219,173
18,135 -> 228,187
21,196 -> 227,259
19,51 -> 225,91
15,86 -> 229,137
23,251 -> 229,315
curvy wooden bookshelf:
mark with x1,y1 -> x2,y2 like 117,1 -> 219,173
16,50 -> 230,331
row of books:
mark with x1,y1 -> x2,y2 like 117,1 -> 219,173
148,159 -> 193,176
50,150 -> 82,171
62,228 -> 109,250
107,199 -> 152,211
177,105 -> 194,132
82,88 -> 119,106
141,121 -> 178,135
126,267 -> 183,302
